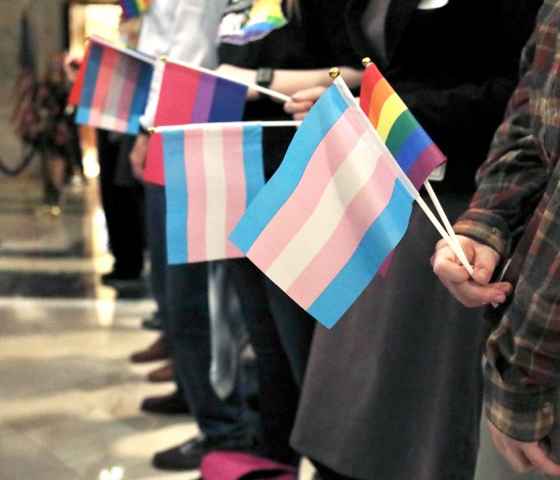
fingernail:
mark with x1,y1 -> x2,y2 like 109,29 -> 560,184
495,294 -> 506,304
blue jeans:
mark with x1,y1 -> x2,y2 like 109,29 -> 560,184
148,182 -> 255,442
145,184 -> 167,326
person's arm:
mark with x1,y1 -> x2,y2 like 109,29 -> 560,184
215,64 -> 362,101
434,6 -> 560,463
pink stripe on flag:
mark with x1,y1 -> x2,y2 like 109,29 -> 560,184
185,131 -> 207,262
223,127 -> 246,258
247,107 -> 367,270
287,155 -> 398,308
115,55 -> 140,132
90,47 -> 119,125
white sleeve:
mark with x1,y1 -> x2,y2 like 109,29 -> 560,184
139,0 -> 229,129
169,0 -> 230,68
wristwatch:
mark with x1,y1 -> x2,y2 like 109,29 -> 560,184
256,68 -> 274,89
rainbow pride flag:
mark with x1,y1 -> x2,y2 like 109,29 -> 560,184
74,39 -> 154,134
231,78 -> 415,328
360,62 -> 446,188
144,60 -> 248,186
161,124 -> 265,264
120,0 -> 151,20
219,0 -> 288,45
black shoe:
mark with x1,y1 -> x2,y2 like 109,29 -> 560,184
140,391 -> 190,415
101,270 -> 142,286
152,435 -> 254,471
142,313 -> 163,330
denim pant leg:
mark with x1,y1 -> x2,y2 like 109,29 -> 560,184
145,184 -> 167,328
263,277 -> 315,388
228,259 -> 300,466
166,262 -> 253,443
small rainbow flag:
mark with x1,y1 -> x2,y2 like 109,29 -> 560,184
74,38 -> 154,134
360,62 -> 446,188
161,124 -> 265,264
231,78 -> 415,328
143,60 -> 248,185
219,0 -> 288,45
120,0 -> 151,20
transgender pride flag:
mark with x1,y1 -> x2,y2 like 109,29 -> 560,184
360,62 -> 446,188
75,38 -> 154,134
144,60 -> 248,186
161,123 -> 265,264
231,78 -> 416,328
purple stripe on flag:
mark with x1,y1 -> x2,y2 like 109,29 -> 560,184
408,143 -> 445,188
191,74 -> 217,123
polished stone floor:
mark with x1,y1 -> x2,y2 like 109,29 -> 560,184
0,176 -> 313,479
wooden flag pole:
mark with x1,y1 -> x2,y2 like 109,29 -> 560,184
333,68 -> 475,276
161,57 -> 292,104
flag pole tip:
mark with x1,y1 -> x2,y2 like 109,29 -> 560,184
147,127 -> 156,135
159,55 -> 168,62
362,57 -> 373,67
329,67 -> 341,80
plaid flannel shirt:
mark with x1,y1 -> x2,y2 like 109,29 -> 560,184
453,0 -> 560,442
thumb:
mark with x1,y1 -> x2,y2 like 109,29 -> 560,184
472,244 -> 499,284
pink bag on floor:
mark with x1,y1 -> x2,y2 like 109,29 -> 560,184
200,451 -> 297,480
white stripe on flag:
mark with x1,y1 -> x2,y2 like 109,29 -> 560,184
265,132 -> 381,290
204,129 -> 227,260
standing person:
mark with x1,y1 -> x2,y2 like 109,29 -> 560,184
214,0 -> 363,468
432,1 -> 560,477
129,0 -> 259,471
286,1 -> 542,480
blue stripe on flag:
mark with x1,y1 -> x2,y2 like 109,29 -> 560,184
208,78 -> 247,122
394,127 -> 432,174
242,125 -> 265,207
127,61 -> 153,134
230,85 -> 349,253
76,43 -> 103,125
308,180 -> 414,328
163,131 -> 188,264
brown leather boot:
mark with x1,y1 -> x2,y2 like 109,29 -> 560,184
147,362 -> 174,383
130,335 -> 168,363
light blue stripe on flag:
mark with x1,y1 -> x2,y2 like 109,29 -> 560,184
308,180 -> 414,328
163,131 -> 188,264
76,43 -> 103,125
242,125 -> 265,207
394,127 -> 432,174
127,61 -> 153,134
230,85 -> 349,253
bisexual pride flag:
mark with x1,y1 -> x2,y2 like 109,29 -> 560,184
161,123 -> 265,264
219,0 -> 288,45
144,60 -> 248,185
120,0 -> 151,20
360,62 -> 446,188
74,38 -> 154,134
231,77 -> 416,328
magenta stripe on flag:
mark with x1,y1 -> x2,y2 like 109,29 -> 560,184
408,143 -> 444,188
247,107 -> 367,271
223,127 -> 247,258
191,74 -> 217,123
287,155 -> 397,308
186,131 -> 207,262
90,47 -> 119,125
116,55 -> 141,131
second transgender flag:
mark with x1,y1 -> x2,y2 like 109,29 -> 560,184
161,124 -> 264,264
